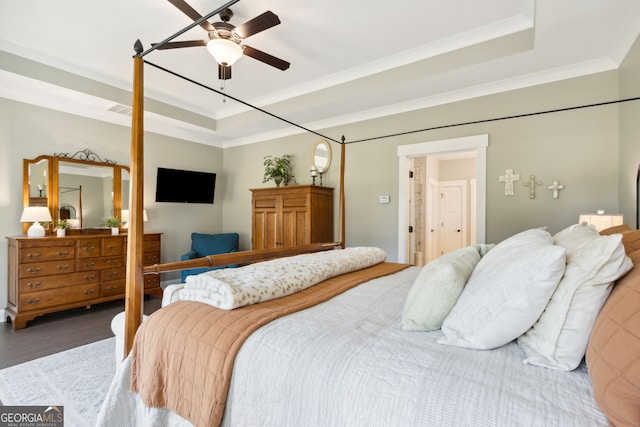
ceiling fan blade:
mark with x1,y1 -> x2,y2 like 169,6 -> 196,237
243,45 -> 290,70
152,40 -> 207,50
234,11 -> 280,38
168,0 -> 215,32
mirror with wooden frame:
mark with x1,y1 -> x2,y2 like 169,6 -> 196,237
312,139 -> 332,172
23,149 -> 129,234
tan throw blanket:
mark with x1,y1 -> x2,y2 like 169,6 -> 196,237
130,262 -> 409,427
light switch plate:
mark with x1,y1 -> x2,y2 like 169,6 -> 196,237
379,195 -> 390,204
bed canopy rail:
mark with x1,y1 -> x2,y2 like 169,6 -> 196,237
143,242 -> 342,276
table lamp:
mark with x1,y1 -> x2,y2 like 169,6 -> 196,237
20,206 -> 53,237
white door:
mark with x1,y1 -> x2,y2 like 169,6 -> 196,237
438,180 -> 468,256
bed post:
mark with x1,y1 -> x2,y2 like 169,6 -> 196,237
339,136 -> 346,248
123,44 -> 145,358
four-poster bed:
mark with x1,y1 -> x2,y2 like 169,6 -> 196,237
104,2 -> 640,426
123,0 -> 348,354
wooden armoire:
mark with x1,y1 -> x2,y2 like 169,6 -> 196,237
251,185 -> 333,250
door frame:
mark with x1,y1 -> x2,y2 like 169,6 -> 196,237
397,134 -> 488,263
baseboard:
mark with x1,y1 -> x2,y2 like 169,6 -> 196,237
0,309 -> 5,323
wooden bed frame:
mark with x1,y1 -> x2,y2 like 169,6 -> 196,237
123,54 -> 348,356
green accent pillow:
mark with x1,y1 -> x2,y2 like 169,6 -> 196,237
402,244 -> 492,331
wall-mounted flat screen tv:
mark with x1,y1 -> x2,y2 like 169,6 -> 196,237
155,167 -> 216,204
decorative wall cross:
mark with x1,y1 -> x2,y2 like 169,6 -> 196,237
547,180 -> 564,199
523,175 -> 542,199
499,169 -> 520,196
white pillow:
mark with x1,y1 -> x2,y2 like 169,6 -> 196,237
517,223 -> 633,370
402,244 -> 493,331
438,228 -> 566,350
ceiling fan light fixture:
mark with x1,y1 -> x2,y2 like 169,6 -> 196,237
207,38 -> 243,66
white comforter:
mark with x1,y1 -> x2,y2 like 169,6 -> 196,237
97,266 -> 606,427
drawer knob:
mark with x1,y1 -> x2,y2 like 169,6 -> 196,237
83,274 -> 96,281
57,264 -> 70,270
108,245 -> 117,250
26,252 -> 41,258
26,267 -> 41,274
57,251 -> 70,257
83,246 -> 96,252
83,289 -> 96,295
26,298 -> 41,305
107,260 -> 117,265
107,285 -> 119,291
27,282 -> 41,289
83,262 -> 95,267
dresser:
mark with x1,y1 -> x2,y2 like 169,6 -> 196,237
5,232 -> 162,330
578,213 -> 624,232
251,185 -> 334,250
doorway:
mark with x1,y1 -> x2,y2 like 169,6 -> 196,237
407,158 -> 475,266
397,135 -> 488,264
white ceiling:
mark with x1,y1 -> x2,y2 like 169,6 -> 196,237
1,0 -> 640,147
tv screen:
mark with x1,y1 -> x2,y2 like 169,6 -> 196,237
155,167 -> 216,204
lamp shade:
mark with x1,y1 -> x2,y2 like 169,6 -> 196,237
206,39 -> 243,66
20,206 -> 52,223
20,206 -> 52,237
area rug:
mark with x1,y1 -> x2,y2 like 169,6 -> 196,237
0,337 -> 116,427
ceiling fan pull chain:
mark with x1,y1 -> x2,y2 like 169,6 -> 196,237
220,79 -> 227,103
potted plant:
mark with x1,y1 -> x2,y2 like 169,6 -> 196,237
263,154 -> 292,187
101,216 -> 121,235
55,219 -> 70,237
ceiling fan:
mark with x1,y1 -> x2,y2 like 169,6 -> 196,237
154,0 -> 290,80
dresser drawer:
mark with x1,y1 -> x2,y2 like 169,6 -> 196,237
102,280 -> 126,297
282,196 -> 308,208
78,239 -> 102,258
18,259 -> 75,278
144,274 -> 161,289
77,256 -> 122,271
103,238 -> 123,257
143,237 -> 161,253
19,271 -> 100,293
102,267 -> 125,282
19,243 -> 75,263
254,197 -> 278,209
18,284 -> 98,311
143,252 -> 160,265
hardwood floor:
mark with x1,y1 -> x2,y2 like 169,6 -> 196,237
0,297 -> 161,369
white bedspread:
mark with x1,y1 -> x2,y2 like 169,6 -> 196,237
97,266 -> 606,427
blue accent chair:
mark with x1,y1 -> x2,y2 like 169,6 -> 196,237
180,232 -> 239,282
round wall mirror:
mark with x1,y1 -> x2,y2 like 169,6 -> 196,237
313,139 -> 332,172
